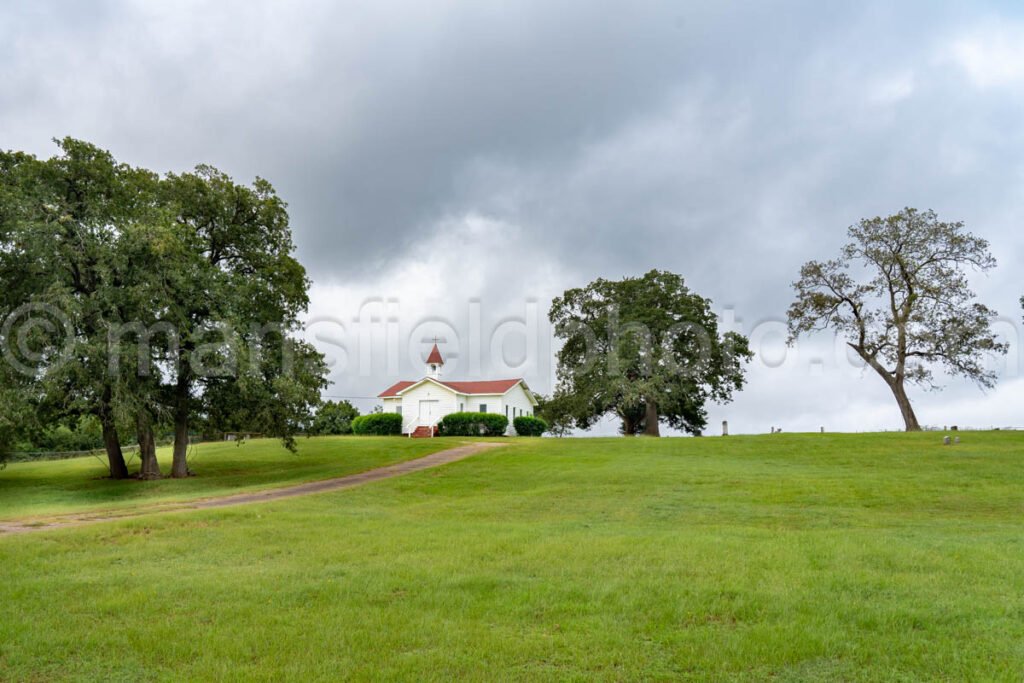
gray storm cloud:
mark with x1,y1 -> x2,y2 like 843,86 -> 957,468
2,0 -> 1022,432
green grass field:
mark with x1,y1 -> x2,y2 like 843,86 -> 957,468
0,436 -> 453,522
1,432 -> 1023,681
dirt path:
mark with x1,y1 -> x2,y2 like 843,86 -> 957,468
0,441 -> 506,536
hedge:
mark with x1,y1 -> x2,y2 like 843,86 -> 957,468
438,412 -> 509,437
351,412 -> 403,435
513,415 -> 547,436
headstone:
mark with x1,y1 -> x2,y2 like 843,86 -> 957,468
954,437 -> 960,445
722,420 -> 729,436
770,427 -> 775,434
820,427 -> 825,434
943,436 -> 951,445
951,425 -> 959,431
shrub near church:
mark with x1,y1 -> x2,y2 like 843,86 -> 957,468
513,416 -> 548,436
439,413 -> 509,437
351,413 -> 403,436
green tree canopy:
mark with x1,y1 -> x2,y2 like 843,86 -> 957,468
0,138 -> 327,477
534,393 -> 580,438
310,400 -> 361,436
549,270 -> 751,436
156,165 -> 320,475
201,336 -> 328,448
0,139 -> 159,477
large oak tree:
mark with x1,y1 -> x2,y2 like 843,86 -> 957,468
788,208 -> 1007,431
158,166 -> 318,476
550,270 -> 751,436
0,140 -> 157,477
1,139 -> 326,476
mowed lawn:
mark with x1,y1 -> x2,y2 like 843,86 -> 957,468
0,437 -> 454,521
1,433 -> 1023,681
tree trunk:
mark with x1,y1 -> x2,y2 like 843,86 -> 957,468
136,409 -> 161,480
889,379 -> 921,432
643,400 -> 661,437
621,414 -> 636,436
99,389 -> 129,480
101,416 -> 129,479
170,375 -> 191,478
855,344 -> 923,433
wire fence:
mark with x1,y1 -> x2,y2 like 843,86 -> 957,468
6,445 -> 141,463
7,435 -> 213,464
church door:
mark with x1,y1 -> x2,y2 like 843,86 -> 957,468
418,400 -> 440,425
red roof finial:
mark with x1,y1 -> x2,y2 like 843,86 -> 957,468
426,342 -> 444,365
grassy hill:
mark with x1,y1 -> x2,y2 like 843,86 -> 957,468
1,432 -> 1022,680
0,437 -> 453,522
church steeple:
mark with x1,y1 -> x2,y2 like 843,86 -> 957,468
426,342 -> 444,378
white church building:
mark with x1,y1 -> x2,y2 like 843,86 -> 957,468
378,344 -> 539,436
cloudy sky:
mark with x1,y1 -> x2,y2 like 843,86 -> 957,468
3,0 -> 1023,433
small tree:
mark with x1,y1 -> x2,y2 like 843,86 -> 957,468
534,393 -> 577,437
788,208 -> 1007,431
200,337 -> 328,450
310,400 -> 361,435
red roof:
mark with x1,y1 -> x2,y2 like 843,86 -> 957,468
426,343 -> 444,365
436,379 -> 522,395
377,378 -> 523,397
377,380 -> 416,397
